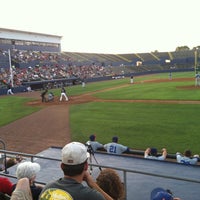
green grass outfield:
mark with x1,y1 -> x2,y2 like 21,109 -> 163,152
1,71 -> 200,154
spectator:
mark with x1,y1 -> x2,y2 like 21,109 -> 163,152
39,141 -> 113,200
6,155 -> 23,168
150,187 -> 181,200
0,176 -> 14,196
59,87 -> 69,101
176,150 -> 199,165
104,136 -> 129,155
96,168 -> 125,200
12,161 -> 43,200
86,134 -> 104,152
144,147 -> 167,161
11,177 -> 32,200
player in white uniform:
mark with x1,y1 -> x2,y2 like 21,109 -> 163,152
176,150 -> 199,165
86,134 -> 104,152
144,147 -> 167,161
59,87 -> 69,101
104,136 -> 129,155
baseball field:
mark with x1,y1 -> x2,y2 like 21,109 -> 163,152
0,71 -> 200,155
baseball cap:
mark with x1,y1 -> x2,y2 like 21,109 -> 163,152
89,134 -> 96,141
62,142 -> 89,165
150,148 -> 157,156
112,136 -> 118,143
151,188 -> 173,200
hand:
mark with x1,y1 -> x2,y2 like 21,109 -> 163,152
83,171 -> 96,188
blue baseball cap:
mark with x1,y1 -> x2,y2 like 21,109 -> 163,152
89,134 -> 96,141
151,188 -> 173,200
112,136 -> 118,143
150,148 -> 157,156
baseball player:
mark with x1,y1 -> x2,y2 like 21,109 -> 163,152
86,134 -> 104,152
59,87 -> 69,101
144,147 -> 167,160
104,136 -> 129,155
176,150 -> 199,165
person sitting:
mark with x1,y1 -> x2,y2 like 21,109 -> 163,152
39,141 -> 113,200
144,147 -> 167,161
12,161 -> 43,200
6,155 -> 23,168
11,177 -> 32,200
104,136 -> 129,155
151,187 -> 181,200
96,168 -> 125,200
86,134 -> 104,152
0,176 -> 14,196
176,149 -> 199,165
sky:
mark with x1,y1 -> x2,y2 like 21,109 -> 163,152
0,0 -> 200,54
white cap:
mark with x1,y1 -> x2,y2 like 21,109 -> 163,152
62,142 -> 89,165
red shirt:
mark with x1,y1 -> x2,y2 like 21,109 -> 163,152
0,177 -> 13,195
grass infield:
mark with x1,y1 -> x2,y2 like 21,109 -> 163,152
1,71 -> 200,154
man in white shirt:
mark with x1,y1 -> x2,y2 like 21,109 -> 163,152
176,150 -> 199,165
104,136 -> 129,155
144,147 -> 167,161
86,134 -> 104,152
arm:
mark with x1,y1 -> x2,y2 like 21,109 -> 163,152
161,148 -> 167,159
11,178 -> 32,200
144,148 -> 151,158
84,171 -> 113,200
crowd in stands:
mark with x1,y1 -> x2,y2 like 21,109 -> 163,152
0,49 -> 116,89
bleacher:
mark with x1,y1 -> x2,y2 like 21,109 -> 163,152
1,147 -> 200,200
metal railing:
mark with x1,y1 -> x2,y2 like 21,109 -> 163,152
0,149 -> 200,200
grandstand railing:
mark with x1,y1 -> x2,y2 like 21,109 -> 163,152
0,149 -> 200,200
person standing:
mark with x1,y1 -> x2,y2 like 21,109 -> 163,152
60,87 -> 69,101
39,141 -> 113,200
130,76 -> 134,84
41,89 -> 48,102
104,136 -> 129,155
169,71 -> 172,80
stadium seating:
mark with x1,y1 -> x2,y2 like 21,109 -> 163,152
1,147 -> 199,200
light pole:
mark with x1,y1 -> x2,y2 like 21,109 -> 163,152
194,48 -> 198,75
194,48 -> 198,86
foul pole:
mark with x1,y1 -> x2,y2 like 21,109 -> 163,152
8,49 -> 14,87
